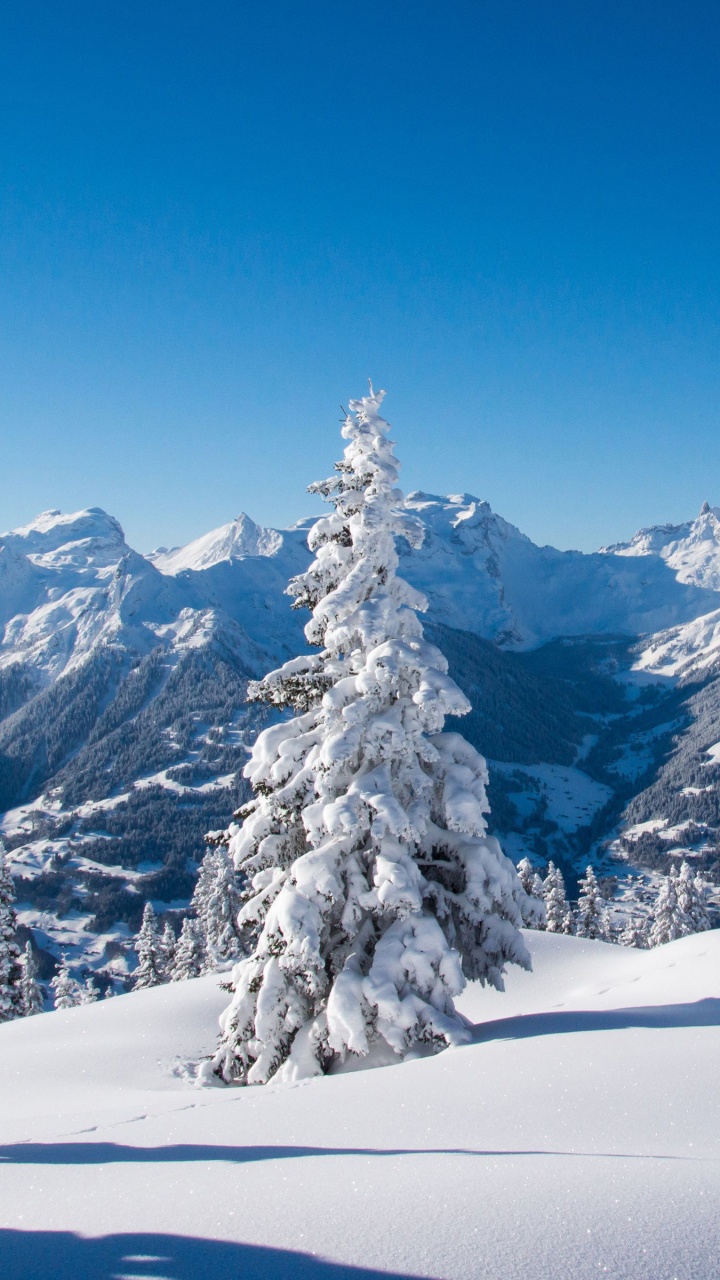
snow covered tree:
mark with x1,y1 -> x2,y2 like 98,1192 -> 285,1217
81,974 -> 99,1004
647,863 -> 710,947
160,921 -> 177,980
171,917 -> 205,981
619,916 -> 649,948
133,903 -> 165,990
516,857 -> 546,927
574,865 -> 610,941
542,862 -> 573,934
19,940 -> 44,1015
0,845 -> 23,1022
189,847 -> 218,940
199,845 -> 245,969
51,956 -> 83,1010
210,386 -> 533,1086
676,861 -> 711,933
647,872 -> 686,947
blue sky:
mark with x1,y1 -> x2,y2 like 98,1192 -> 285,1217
2,1 -> 719,553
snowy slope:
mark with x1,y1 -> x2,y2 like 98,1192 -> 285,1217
1,930 -> 718,1280
605,501 -> 720,591
400,492 -> 720,645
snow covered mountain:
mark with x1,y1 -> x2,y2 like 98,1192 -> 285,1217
2,496 -> 720,983
401,493 -> 720,645
603,500 -> 720,591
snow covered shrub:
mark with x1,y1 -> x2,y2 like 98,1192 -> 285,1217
209,386 -> 533,1086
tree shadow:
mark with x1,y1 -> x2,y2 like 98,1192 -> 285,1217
0,1229 -> 425,1280
469,997 -> 720,1044
0,1141 -> 698,1166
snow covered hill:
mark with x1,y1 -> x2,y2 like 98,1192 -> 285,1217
1,930 -> 718,1279
3,498 -> 720,982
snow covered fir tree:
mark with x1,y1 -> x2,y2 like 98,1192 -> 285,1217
133,903 -> 165,989
207,386 -> 536,1087
19,941 -> 43,1016
574,865 -> 610,941
0,845 -> 23,1022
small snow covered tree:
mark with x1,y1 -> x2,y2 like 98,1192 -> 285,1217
171,917 -> 205,981
81,974 -> 100,1004
133,903 -> 165,990
647,873 -> 686,947
210,386 -> 532,1086
190,847 -> 218,939
647,862 -> 710,947
516,857 -> 546,927
543,862 -> 573,935
51,956 -> 83,1010
201,846 -> 245,969
676,861 -> 711,933
19,940 -> 44,1015
574,865 -> 610,941
0,845 -> 23,1023
619,916 -> 649,948
160,921 -> 177,980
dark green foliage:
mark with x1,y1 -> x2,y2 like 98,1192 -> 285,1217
0,649 -> 126,810
426,623 -> 588,765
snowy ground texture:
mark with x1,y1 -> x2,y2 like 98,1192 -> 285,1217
1,930 -> 718,1280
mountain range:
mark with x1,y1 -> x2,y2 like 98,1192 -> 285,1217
2,495 -> 720,983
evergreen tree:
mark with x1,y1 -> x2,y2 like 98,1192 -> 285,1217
190,846 -> 220,940
676,861 -> 711,933
515,857 -> 546,928
647,873 -> 686,947
575,865 -> 610,941
51,956 -> 83,1010
171,917 -> 205,981
160,921 -> 177,980
133,902 -> 165,989
202,845 -> 245,969
19,940 -> 44,1016
210,387 -> 532,1086
619,917 -> 649,948
81,974 -> 100,1004
0,845 -> 23,1023
543,862 -> 572,934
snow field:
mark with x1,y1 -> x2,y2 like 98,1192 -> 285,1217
0,930 -> 718,1279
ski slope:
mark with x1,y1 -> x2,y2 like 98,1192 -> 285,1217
1,930 -> 718,1279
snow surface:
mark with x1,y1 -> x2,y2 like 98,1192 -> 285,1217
1,930 -> 718,1279
634,605 -> 720,680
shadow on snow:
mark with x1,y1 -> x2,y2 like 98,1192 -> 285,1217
469,997 -> 720,1044
0,1230 -> 426,1280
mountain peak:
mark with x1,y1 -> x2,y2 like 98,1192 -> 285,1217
1,507 -> 128,567
150,513 -> 285,575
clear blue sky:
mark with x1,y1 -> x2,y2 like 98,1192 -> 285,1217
2,1 -> 719,553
